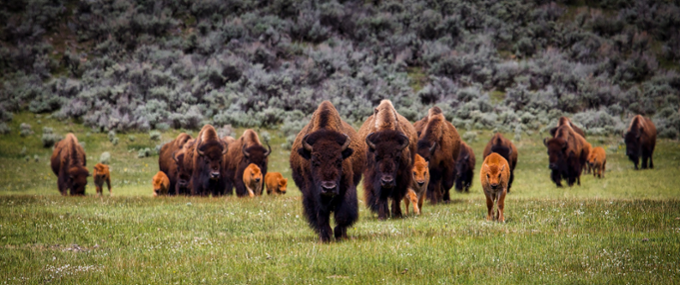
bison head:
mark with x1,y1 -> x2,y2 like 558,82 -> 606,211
416,139 -> 437,162
244,163 -> 263,185
412,154 -> 429,188
196,138 -> 228,180
298,130 -> 353,197
278,178 -> 288,194
242,143 -> 271,175
366,131 -> 409,189
67,166 -> 90,195
173,152 -> 191,189
482,162 -> 505,191
624,129 -> 641,168
544,137 -> 569,170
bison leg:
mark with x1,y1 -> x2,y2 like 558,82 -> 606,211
508,172 -> 514,193
485,194 -> 494,221
497,191 -> 506,223
106,178 -> 112,195
602,161 -> 606,178
391,197 -> 402,219
333,184 -> 358,241
442,167 -> 455,203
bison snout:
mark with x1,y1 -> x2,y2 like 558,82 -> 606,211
380,176 -> 395,188
255,177 -> 261,183
210,172 -> 220,179
490,183 -> 499,190
417,181 -> 425,187
320,181 -> 337,195
549,163 -> 558,170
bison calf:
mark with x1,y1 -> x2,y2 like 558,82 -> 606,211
93,163 -> 111,195
152,171 -> 170,196
481,153 -> 510,223
403,154 -> 429,215
587,147 -> 607,178
265,172 -> 287,195
243,163 -> 263,197
482,133 -> 517,192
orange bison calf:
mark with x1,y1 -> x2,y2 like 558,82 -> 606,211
265,172 -> 287,195
480,153 -> 511,223
403,154 -> 429,215
93,163 -> 111,195
587,147 -> 607,178
243,163 -> 263,197
152,171 -> 170,196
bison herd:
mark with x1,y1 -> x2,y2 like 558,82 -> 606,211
50,101 -> 658,242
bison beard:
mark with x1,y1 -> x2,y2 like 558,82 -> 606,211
364,131 -> 411,220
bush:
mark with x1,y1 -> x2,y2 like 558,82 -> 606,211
128,135 -> 136,142
137,148 -> 151,158
149,130 -> 161,141
19,123 -> 33,137
462,131 -> 478,143
111,137 -> 119,146
108,131 -> 117,142
100,152 -> 111,164
0,123 -> 10,135
41,127 -> 62,148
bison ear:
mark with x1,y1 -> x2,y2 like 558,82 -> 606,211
561,142 -> 568,151
297,147 -> 312,160
172,151 -> 179,163
341,147 -> 354,160
543,138 -> 548,147
365,133 -> 377,152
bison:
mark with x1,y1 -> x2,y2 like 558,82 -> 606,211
243,163 -> 263,197
624,115 -> 657,170
172,138 -> 196,195
224,129 -> 271,197
587,146 -> 606,178
159,133 -> 192,195
403,154 -> 429,215
455,142 -> 476,193
481,152 -> 510,223
152,171 -> 170,196
358,100 -> 418,220
415,107 -> 461,204
482,133 -> 518,192
549,117 -> 586,138
93,163 -> 111,195
290,101 -> 365,242
192,125 -> 228,196
544,125 -> 589,187
265,172 -> 288,195
51,133 -> 90,195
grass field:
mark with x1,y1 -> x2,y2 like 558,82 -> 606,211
1,113 -> 679,284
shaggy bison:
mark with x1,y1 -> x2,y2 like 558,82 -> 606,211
93,163 -> 111,195
224,129 -> 271,197
483,133 -> 518,192
152,171 -> 170,196
403,154 -> 429,215
587,147 -> 607,178
415,106 -> 461,204
159,133 -> 192,195
544,125 -> 589,187
51,133 -> 90,195
624,115 -> 657,170
289,101 -> 365,242
550,117 -> 586,138
455,142 -> 476,193
192,125 -> 228,196
243,163 -> 263,197
265,172 -> 287,195
481,153 -> 510,223
358,100 -> 418,220
172,138 -> 196,195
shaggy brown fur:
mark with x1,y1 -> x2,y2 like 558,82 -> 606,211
173,138 -> 196,195
224,129 -> 271,197
549,117 -> 586,138
358,100 -> 418,219
159,133 -> 192,195
265,172 -> 288,195
416,107 -> 461,204
624,115 -> 657,170
289,101 -> 365,242
480,153 -> 510,223
51,133 -> 89,195
152,171 -> 170,196
587,147 -> 607,178
403,154 -> 429,215
455,142 -> 476,193
483,133 -> 518,192
93,163 -> 111,195
544,125 -> 589,187
192,125 -> 228,196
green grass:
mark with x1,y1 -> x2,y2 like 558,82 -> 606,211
1,113 -> 679,284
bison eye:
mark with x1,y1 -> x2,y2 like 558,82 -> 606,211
486,174 -> 490,178
412,171 -> 416,176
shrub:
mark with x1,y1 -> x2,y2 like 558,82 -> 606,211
20,123 -> 33,137
108,131 -> 116,142
100,152 -> 111,164
41,127 -> 62,148
0,123 -> 10,135
149,131 -> 161,141
128,135 -> 136,142
462,131 -> 478,143
137,148 -> 151,158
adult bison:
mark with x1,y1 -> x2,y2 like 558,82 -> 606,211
415,106 -> 461,204
549,117 -> 586,138
192,124 -> 228,196
624,115 -> 657,170
224,129 -> 271,197
51,133 -> 90,195
544,125 -> 588,187
173,138 -> 196,195
358,100 -> 418,220
290,101 -> 365,242
455,142 -> 476,193
482,133 -> 518,192
159,133 -> 192,195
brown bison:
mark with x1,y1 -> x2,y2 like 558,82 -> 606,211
550,117 -> 586,138
482,133 -> 518,192
152,171 -> 170,196
265,172 -> 288,195
93,163 -> 111,195
159,133 -> 192,195
224,129 -> 271,197
455,142 -> 476,193
587,147 -> 606,178
415,106 -> 461,204
481,153 -> 510,223
624,115 -> 657,170
192,125 -> 228,196
358,100 -> 418,220
51,133 -> 90,195
172,138 -> 196,195
290,101 -> 365,242
243,163 -> 263,197
403,154 -> 429,215
544,125 -> 589,187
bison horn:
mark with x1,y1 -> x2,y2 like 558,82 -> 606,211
398,134 -> 409,151
196,135 -> 205,156
197,146 -> 205,156
543,138 -> 549,147
365,133 -> 377,150
172,151 -> 179,163
302,134 -> 313,152
340,134 -> 351,151
242,144 -> 250,158
429,141 -> 437,154
264,143 -> 271,157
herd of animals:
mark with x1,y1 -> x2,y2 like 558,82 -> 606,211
49,100 -> 657,242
